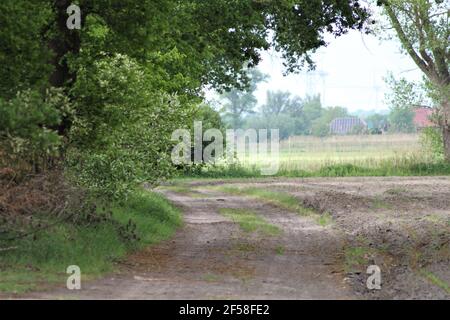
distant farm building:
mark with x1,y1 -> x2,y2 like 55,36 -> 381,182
330,117 -> 367,135
413,106 -> 434,130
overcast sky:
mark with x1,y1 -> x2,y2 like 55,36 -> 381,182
254,30 -> 423,113
207,28 -> 424,114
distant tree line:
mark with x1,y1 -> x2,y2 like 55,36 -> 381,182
218,72 -> 433,138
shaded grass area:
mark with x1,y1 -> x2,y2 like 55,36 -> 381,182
0,190 -> 182,294
219,208 -> 281,236
217,186 -> 332,226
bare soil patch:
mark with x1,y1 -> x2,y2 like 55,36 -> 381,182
205,177 -> 450,299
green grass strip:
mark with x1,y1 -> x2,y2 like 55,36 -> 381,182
219,208 -> 281,236
217,186 -> 332,226
420,269 -> 450,294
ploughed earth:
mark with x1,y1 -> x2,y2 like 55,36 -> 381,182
19,177 -> 450,299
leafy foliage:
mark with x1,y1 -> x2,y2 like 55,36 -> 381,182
67,54 -> 192,199
0,1 -> 53,98
388,107 -> 415,133
0,89 -> 71,174
0,0 -> 370,199
261,91 -> 303,117
421,127 -> 444,158
384,74 -> 425,133
220,69 -> 268,128
379,0 -> 449,158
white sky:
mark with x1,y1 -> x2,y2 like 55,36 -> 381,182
255,30 -> 423,113
207,30 -> 424,114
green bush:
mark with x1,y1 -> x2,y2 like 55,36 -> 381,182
67,54 -> 192,199
420,127 -> 444,158
0,89 -> 71,173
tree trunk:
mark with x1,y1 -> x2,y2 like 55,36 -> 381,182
442,98 -> 450,162
444,125 -> 450,162
48,0 -> 82,136
49,0 -> 80,88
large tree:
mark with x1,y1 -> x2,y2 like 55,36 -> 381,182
379,0 -> 450,159
3,0 -> 370,88
1,0 -> 371,125
0,0 -> 370,196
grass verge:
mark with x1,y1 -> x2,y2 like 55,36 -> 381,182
219,208 -> 281,236
0,190 -> 182,294
157,185 -> 201,197
217,186 -> 332,226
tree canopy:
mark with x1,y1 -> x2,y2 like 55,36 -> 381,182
0,0 -> 371,198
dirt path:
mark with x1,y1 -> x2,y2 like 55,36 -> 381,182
18,177 -> 450,299
22,184 -> 354,300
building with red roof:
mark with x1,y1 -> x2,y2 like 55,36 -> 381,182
413,106 -> 435,129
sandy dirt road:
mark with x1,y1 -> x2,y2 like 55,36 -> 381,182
17,177 -> 450,299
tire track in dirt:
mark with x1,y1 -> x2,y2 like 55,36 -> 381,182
20,184 -> 355,300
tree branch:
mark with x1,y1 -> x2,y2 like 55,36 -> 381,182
418,1 -> 450,86
383,3 -> 432,79
413,4 -> 435,70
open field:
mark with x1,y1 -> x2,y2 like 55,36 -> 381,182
10,176 -> 449,300
182,134 -> 450,178
276,134 -> 423,171
242,134 -> 424,170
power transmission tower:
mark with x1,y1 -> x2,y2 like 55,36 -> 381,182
303,70 -> 328,104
